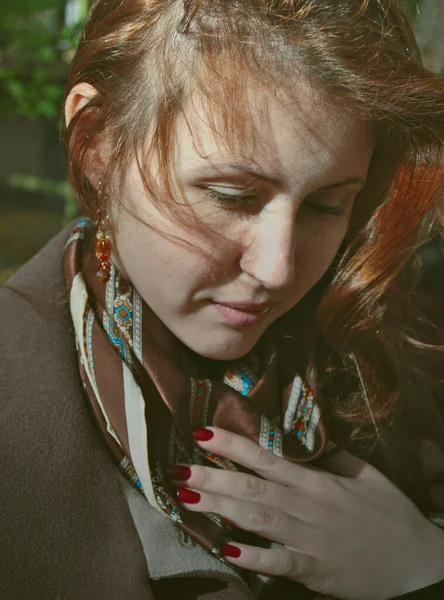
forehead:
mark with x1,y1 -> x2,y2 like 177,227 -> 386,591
172,84 -> 374,190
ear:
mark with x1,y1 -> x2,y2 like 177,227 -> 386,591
65,82 -> 98,128
65,82 -> 107,189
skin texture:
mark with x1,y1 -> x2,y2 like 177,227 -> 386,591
65,84 -> 444,598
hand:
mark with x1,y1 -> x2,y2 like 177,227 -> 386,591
168,427 -> 444,600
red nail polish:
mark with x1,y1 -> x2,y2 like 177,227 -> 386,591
177,488 -> 201,504
166,465 -> 192,482
193,428 -> 214,442
222,544 -> 242,559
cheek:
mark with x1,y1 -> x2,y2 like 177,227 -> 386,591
114,217 -> 227,304
294,222 -> 348,287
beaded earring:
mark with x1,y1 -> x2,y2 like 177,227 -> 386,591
95,181 -> 112,284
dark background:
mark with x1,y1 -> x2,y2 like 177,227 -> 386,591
0,0 -> 442,282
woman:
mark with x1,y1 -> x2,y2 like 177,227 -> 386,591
1,0 -> 444,598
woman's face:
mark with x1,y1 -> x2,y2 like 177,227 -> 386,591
113,89 -> 374,360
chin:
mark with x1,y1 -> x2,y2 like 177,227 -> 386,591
189,337 -> 258,362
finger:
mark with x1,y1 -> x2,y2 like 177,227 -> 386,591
177,488 -> 313,549
221,541 -> 314,584
193,427 -> 335,492
170,464 -> 295,512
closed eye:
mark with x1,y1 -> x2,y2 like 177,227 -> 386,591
204,186 -> 257,209
204,186 -> 356,216
301,194 -> 356,217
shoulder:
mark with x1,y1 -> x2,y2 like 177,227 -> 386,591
0,225 -> 88,474
0,226 -> 78,422
0,228 -> 153,599
0,225 -> 99,519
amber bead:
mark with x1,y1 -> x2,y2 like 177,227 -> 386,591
97,259 -> 111,274
96,270 -> 111,283
96,238 -> 111,254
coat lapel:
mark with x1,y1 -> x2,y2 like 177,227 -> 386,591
120,475 -> 254,598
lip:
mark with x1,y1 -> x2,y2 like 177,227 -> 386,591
212,300 -> 276,312
210,300 -> 274,327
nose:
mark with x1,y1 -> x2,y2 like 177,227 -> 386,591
239,206 -> 296,290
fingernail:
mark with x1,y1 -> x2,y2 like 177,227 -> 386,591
166,465 -> 192,482
193,428 -> 214,442
177,488 -> 201,504
222,544 -> 242,559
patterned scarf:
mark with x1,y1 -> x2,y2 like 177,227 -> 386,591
64,218 -> 327,560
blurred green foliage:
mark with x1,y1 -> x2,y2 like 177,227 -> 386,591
0,3 -> 85,119
0,0 -> 90,238
0,0 -> 65,18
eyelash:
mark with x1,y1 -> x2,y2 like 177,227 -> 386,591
204,188 -> 348,216
205,188 -> 256,209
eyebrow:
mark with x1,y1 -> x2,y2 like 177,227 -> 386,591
223,161 -> 366,192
